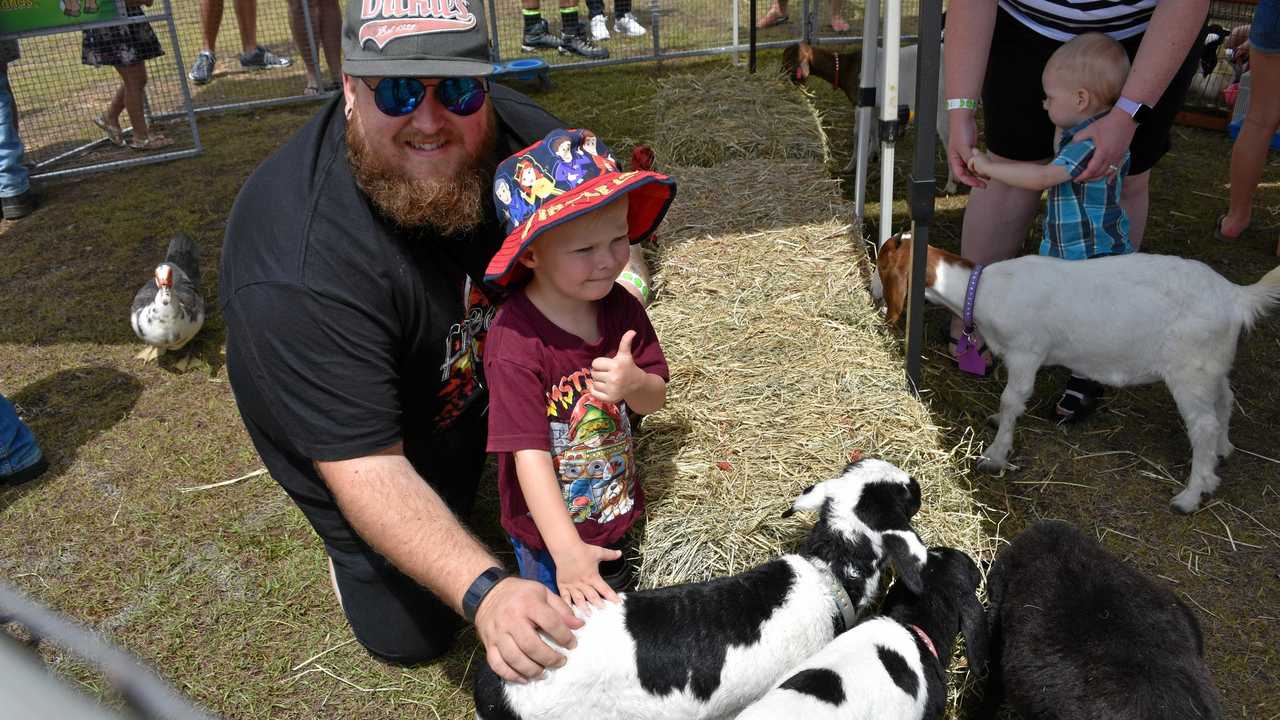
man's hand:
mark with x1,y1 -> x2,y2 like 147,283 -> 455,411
948,110 -> 987,189
590,330 -> 645,404
1071,109 -> 1137,182
475,577 -> 583,683
553,542 -> 622,609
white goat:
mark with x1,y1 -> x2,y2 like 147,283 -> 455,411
874,236 -> 1280,512
738,547 -> 986,720
473,458 -> 928,720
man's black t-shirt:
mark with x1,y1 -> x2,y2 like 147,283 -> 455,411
220,86 -> 562,548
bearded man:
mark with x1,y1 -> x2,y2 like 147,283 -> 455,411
220,0 -> 583,683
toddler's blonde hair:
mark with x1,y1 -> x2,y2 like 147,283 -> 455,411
1045,32 -> 1131,107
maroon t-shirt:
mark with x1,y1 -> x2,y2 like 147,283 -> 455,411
485,283 -> 669,550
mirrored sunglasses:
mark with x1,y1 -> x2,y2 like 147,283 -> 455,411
361,76 -> 488,118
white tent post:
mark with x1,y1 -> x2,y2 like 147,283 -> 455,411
877,0 -> 900,250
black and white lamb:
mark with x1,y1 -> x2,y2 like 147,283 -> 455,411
474,458 -> 929,720
737,546 -> 986,720
981,520 -> 1223,720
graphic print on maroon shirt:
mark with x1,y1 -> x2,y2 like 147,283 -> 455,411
485,284 -> 669,550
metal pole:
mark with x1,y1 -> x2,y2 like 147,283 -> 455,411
650,0 -> 661,61
487,0 -> 502,63
852,0 -> 879,231
905,0 -> 943,392
749,0 -> 757,73
0,582 -> 216,720
878,0 -> 900,250
802,0 -> 811,43
733,0 -> 741,65
159,0 -> 202,156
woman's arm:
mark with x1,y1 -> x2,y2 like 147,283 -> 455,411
1073,0 -> 1210,181
943,0 -> 998,188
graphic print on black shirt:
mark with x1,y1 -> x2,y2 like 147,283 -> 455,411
436,276 -> 497,430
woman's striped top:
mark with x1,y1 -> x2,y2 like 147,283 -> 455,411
998,0 -> 1159,41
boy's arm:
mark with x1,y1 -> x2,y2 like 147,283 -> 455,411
590,330 -> 667,414
514,450 -> 621,607
971,153 -> 1071,192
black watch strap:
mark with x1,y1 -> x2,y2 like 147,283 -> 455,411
463,567 -> 509,622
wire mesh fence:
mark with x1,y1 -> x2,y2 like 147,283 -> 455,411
1184,0 -> 1258,116
0,0 -> 1255,180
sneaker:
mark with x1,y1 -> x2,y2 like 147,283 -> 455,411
613,12 -> 647,37
240,46 -> 292,70
521,18 -> 562,51
188,50 -> 215,85
559,29 -> 609,59
1,190 -> 35,220
589,14 -> 610,41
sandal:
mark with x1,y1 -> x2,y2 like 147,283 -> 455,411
127,134 -> 174,151
756,8 -> 788,28
1214,214 -> 1250,242
93,115 -> 125,147
1055,375 -> 1105,424
941,325 -> 995,378
303,83 -> 322,96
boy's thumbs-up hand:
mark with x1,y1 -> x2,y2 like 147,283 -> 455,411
590,330 -> 644,404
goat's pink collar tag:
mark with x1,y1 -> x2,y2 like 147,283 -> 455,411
956,264 -> 986,376
909,624 -> 938,660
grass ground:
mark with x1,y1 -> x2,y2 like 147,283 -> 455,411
1,49 -> 1277,718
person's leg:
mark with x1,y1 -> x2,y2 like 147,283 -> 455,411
586,0 -> 609,40
948,170 -> 1041,346
232,0 -> 258,55
521,0 -> 560,50
285,0 -> 321,91
200,0 -> 223,52
829,0 -> 848,32
116,63 -> 150,142
757,0 -> 788,28
0,69 -> 31,203
317,0 -> 342,87
327,539 -> 466,664
611,0 -> 645,36
1120,170 -> 1150,250
0,392 -> 46,484
1222,49 -> 1280,238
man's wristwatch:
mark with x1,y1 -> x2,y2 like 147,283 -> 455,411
1116,96 -> 1153,124
462,567 -> 510,623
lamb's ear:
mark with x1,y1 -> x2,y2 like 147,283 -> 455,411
959,591 -> 989,675
784,483 -> 825,518
882,530 -> 927,594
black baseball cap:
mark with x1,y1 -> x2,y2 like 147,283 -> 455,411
342,0 -> 497,78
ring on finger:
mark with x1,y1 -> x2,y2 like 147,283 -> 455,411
1107,163 -> 1119,173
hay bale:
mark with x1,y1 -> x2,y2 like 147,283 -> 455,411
652,68 -> 830,167
636,65 -> 994,718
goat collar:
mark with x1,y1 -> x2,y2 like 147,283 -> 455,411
833,53 -> 840,90
955,264 -> 985,375
821,565 -> 858,634
908,624 -> 939,660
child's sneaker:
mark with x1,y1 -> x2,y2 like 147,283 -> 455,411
589,14 -> 610,41
559,29 -> 609,59
613,12 -> 647,37
239,46 -> 292,70
521,18 -> 562,51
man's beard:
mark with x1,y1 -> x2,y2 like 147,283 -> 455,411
346,110 -> 497,234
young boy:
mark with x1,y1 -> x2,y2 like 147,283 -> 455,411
483,128 -> 676,609
967,32 -> 1133,421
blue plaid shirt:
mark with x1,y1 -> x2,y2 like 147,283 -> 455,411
1040,114 -> 1133,260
